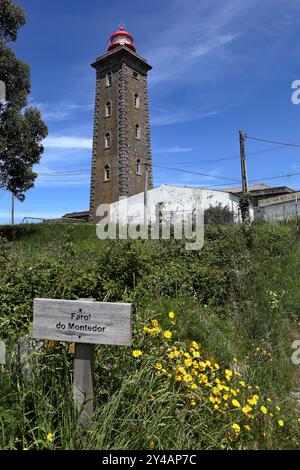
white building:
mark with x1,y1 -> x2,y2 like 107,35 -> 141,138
107,184 -> 251,224
255,191 -> 300,221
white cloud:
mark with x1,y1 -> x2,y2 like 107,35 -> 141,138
151,106 -> 230,126
143,0 -> 247,85
153,146 -> 193,154
29,100 -> 94,121
44,136 -> 93,149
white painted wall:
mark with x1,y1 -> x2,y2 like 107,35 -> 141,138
107,185 -> 250,224
256,200 -> 300,221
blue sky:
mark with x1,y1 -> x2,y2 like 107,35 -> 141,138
2,0 -> 300,223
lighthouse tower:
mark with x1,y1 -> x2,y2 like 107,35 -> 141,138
89,24 -> 153,222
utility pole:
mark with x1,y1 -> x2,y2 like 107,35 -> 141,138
239,130 -> 248,194
239,130 -> 250,221
11,192 -> 14,225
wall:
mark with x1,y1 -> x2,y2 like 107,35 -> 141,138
106,185 -> 247,224
255,200 -> 300,221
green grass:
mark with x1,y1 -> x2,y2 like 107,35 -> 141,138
0,221 -> 300,449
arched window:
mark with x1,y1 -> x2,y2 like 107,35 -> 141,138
104,165 -> 110,181
105,101 -> 112,117
105,132 -> 111,148
134,93 -> 139,108
106,71 -> 112,87
135,124 -> 140,139
136,159 -> 141,175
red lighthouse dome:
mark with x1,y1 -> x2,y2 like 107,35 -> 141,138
108,24 -> 136,53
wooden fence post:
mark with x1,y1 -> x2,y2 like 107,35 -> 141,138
0,340 -> 5,365
73,342 -> 95,429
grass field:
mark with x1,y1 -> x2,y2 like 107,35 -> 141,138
0,221 -> 300,449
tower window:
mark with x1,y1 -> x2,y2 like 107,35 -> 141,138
132,71 -> 139,80
105,132 -> 111,148
105,101 -> 112,117
135,124 -> 140,139
106,72 -> 112,87
134,93 -> 139,109
104,165 -> 110,181
136,159 -> 141,175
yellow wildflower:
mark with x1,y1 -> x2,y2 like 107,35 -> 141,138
168,311 -> 175,319
132,350 -> 142,358
168,351 -> 177,360
192,341 -> 200,350
231,423 -> 240,433
185,358 -> 193,367
278,419 -> 284,427
155,363 -> 163,370
260,406 -> 268,414
164,330 -> 172,339
244,425 -> 251,431
232,399 -> 241,408
199,374 -> 208,383
191,399 -> 196,406
247,395 -> 259,406
183,374 -> 193,383
242,405 -> 252,415
47,433 -> 53,442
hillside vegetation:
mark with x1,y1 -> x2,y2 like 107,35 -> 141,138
0,221 -> 300,450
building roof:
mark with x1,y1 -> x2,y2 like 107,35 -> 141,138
226,184 -> 271,193
257,191 -> 300,207
63,211 -> 89,219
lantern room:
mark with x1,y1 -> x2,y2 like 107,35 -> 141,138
107,24 -> 136,53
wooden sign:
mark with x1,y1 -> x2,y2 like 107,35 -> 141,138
0,340 -> 5,365
32,298 -> 132,346
31,298 -> 132,429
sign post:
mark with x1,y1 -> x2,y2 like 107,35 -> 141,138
32,298 -> 132,429
0,340 -> 5,366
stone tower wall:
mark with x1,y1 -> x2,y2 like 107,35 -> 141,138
89,47 -> 152,222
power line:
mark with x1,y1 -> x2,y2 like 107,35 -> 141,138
151,164 -> 240,182
246,135 -> 300,148
37,166 -> 300,188
203,171 -> 300,190
166,144 -> 293,167
38,164 -> 240,184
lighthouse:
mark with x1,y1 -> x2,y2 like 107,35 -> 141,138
89,24 -> 153,222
